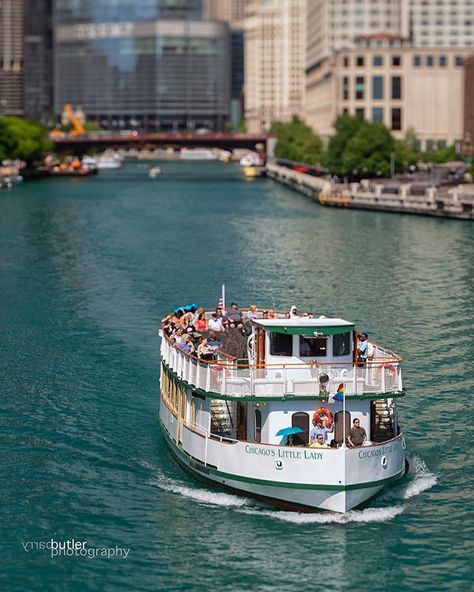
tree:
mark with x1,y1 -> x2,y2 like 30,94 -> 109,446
324,114 -> 364,175
325,115 -> 394,177
272,116 -> 324,164
0,116 -> 51,164
342,121 -> 395,177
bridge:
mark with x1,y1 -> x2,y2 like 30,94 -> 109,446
52,132 -> 272,154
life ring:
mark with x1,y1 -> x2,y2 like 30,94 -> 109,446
375,363 -> 397,376
313,407 -> 334,429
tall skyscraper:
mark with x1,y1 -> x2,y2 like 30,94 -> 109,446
23,0 -> 53,123
244,0 -> 306,132
307,0 -> 403,69
0,0 -> 24,115
406,0 -> 474,49
203,0 -> 247,28
53,0 -> 231,131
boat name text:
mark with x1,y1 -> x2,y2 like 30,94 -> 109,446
244,444 -> 324,460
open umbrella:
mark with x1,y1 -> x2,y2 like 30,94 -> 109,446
275,426 -> 304,437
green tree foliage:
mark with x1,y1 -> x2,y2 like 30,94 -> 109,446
272,116 -> 323,164
325,115 -> 394,176
0,116 -> 51,164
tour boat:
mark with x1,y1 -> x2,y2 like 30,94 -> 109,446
96,151 -> 123,169
179,148 -> 218,161
159,306 -> 407,513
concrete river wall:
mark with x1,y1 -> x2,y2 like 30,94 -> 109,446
266,162 -> 474,221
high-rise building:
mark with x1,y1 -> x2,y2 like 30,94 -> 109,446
244,0 -> 306,133
307,0 -> 403,69
306,35 -> 471,148
203,0 -> 247,28
464,55 -> 474,157
406,0 -> 474,49
23,0 -> 53,123
0,0 -> 24,115
53,0 -> 231,131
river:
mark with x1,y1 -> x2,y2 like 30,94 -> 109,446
1,161 -> 473,591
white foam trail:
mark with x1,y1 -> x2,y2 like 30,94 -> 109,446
240,505 -> 405,524
143,462 -> 249,508
381,455 -> 437,502
401,455 -> 437,500
156,481 -> 248,508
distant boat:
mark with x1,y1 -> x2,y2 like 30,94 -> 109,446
179,148 -> 218,161
240,152 -> 263,167
243,165 -> 266,178
149,166 -> 162,178
96,152 -> 123,169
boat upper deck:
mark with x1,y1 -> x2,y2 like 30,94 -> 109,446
160,305 -> 403,399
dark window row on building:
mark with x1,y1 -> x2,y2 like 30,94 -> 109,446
342,75 -> 402,101
342,106 -> 402,131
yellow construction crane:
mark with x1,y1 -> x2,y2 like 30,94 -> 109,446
63,104 -> 85,135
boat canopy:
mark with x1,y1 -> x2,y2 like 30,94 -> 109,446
251,317 -> 354,336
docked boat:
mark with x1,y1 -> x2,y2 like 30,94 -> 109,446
243,165 -> 266,179
179,148 -> 218,161
159,305 -> 407,513
96,151 -> 123,169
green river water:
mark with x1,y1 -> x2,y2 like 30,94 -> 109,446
1,161 -> 473,591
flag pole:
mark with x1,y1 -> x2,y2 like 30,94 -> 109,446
342,380 -> 346,448
221,284 -> 226,313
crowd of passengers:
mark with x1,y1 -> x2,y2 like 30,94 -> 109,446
162,303 -> 314,361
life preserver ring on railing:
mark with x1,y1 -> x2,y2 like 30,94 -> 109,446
375,363 -> 397,376
313,407 -> 334,429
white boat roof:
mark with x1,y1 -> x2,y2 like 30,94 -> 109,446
252,317 -> 354,336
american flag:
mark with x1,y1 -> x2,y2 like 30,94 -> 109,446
217,285 -> 226,313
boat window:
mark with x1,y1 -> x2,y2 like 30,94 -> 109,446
255,409 -> 262,443
269,332 -> 293,356
299,336 -> 327,357
333,332 -> 351,356
292,412 -> 309,446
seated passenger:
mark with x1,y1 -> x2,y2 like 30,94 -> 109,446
208,312 -> 225,332
268,309 -> 277,319
309,418 -> 329,444
207,331 -> 222,350
197,338 -> 215,360
347,418 -> 367,447
310,434 -> 329,448
289,305 -> 299,318
245,305 -> 258,320
177,334 -> 194,354
228,302 -> 242,325
195,312 -> 208,333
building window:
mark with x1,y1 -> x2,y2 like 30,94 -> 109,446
356,56 -> 365,67
391,108 -> 402,131
372,107 -> 384,123
343,76 -> 350,100
439,55 -> 447,66
269,333 -> 293,356
300,337 -> 327,357
333,332 -> 351,356
343,108 -> 349,114
372,76 -> 384,100
391,76 -> 402,100
343,55 -> 349,67
455,56 -> 464,66
413,55 -> 421,66
355,108 -> 365,119
373,55 -> 383,66
392,55 -> 401,66
427,55 -> 434,66
254,409 -> 262,443
355,76 -> 365,100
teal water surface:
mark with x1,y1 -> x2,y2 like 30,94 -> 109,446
1,162 -> 473,591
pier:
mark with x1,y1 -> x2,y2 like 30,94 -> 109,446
266,162 -> 474,220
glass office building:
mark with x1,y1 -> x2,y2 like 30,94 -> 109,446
53,0 -> 230,130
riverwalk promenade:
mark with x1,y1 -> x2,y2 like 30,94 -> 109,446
266,162 -> 474,220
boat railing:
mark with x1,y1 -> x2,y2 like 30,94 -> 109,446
161,335 -> 402,398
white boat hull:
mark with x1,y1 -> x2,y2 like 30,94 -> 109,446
159,397 -> 406,513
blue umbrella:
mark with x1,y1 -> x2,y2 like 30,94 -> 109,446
276,426 -> 304,437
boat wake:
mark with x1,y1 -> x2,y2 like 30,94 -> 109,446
142,463 -> 248,509
239,505 -> 405,524
138,454 -> 436,522
381,455 -> 437,502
